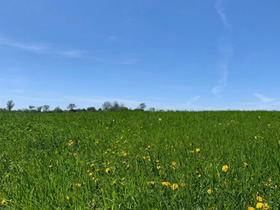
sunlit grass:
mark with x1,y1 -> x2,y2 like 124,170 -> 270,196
0,111 -> 279,209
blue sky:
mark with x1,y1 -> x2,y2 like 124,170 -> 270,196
1,0 -> 280,110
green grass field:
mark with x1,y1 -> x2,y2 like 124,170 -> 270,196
0,111 -> 279,209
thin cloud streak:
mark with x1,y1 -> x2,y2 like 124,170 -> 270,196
0,35 -> 85,57
212,0 -> 233,97
215,0 -> 231,30
254,93 -> 275,103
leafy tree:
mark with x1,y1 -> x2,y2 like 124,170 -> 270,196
87,107 -> 96,112
67,104 -> 77,111
139,103 -> 146,110
29,105 -> 35,111
149,107 -> 156,112
43,105 -> 50,112
6,100 -> 15,111
37,106 -> 43,112
102,101 -> 112,111
54,106 -> 63,112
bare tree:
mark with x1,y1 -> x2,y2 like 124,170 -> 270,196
6,100 -> 15,111
102,101 -> 112,111
67,104 -> 77,111
43,105 -> 50,112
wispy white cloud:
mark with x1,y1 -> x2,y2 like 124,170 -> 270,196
254,93 -> 275,103
58,50 -> 85,57
212,0 -> 233,97
0,35 -> 86,57
215,0 -> 231,30
190,96 -> 201,102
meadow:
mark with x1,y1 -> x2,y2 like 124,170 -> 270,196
0,111 -> 279,209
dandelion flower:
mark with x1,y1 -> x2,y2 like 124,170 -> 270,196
171,183 -> 179,190
157,166 -> 161,170
89,172 -> 93,177
76,183 -> 81,187
162,182 -> 170,186
180,184 -> 185,188
126,164 -> 130,169
264,182 -> 269,186
244,162 -> 248,167
263,203 -> 269,209
222,165 -> 229,172
248,207 -> 255,210
90,163 -> 95,167
156,160 -> 160,163
1,200 -> 6,206
196,148 -> 200,153
256,196 -> 263,202
256,203 -> 264,208
268,178 -> 272,182
172,162 -> 177,166
49,165 -> 53,168
66,196 -> 69,200
105,168 -> 110,173
207,189 -> 213,194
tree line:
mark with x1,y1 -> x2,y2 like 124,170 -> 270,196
0,100 -> 158,112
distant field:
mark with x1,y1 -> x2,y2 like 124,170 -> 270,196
0,111 -> 279,209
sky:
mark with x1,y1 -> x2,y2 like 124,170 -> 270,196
1,0 -> 280,110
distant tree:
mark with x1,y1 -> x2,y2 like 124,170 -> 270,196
98,108 -> 102,112
102,101 -> 112,111
118,106 -> 129,111
43,105 -> 50,112
54,106 -> 63,113
6,100 -> 15,111
0,108 -> 7,112
37,106 -> 43,112
111,101 -> 121,111
87,107 -> 96,112
67,103 -> 77,111
149,107 -> 156,112
138,103 -> 146,110
29,105 -> 35,111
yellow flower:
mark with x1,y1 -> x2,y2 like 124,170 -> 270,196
157,165 -> 161,170
195,170 -> 199,174
76,183 -> 81,187
105,168 -> 110,173
90,163 -> 95,167
196,148 -> 200,153
256,203 -> 264,208
156,160 -> 160,163
122,152 -> 128,157
121,182 -> 125,186
92,198 -> 95,203
1,200 -> 6,205
89,172 -> 93,177
171,183 -> 179,190
122,177 -> 125,181
172,161 -> 177,166
112,180 -> 116,185
222,165 -> 229,172
244,162 -> 248,167
224,181 -> 227,185
254,136 -> 257,139
268,178 -> 272,182
190,150 -> 194,153
66,195 -> 69,200
263,203 -> 269,210
94,179 -> 99,183
68,140 -> 74,146
126,164 -> 130,169
180,184 -> 185,188
264,182 -> 269,186
256,196 -> 263,202
207,189 -> 213,194
198,174 -> 201,178
248,207 -> 255,210
49,165 -> 53,168
162,182 -> 170,186
275,185 -> 277,189
78,141 -> 80,144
